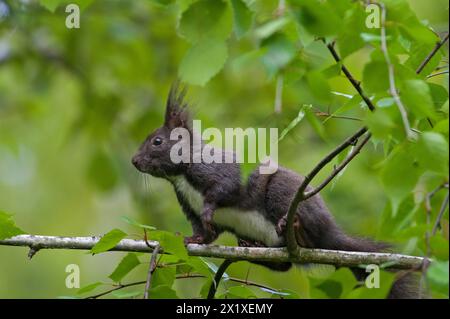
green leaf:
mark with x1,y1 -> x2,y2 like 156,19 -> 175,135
428,83 -> 449,109
222,285 -> 256,298
304,105 -> 327,140
291,0 -> 342,37
428,260 -> 449,296
148,285 -> 179,299
434,119 -> 449,135
40,0 -> 93,12
345,270 -> 395,299
381,144 -> 422,215
108,253 -> 141,282
401,79 -> 436,120
306,71 -> 331,103
179,38 -> 228,86
150,0 -> 175,5
260,33 -> 296,77
178,0 -> 232,43
198,279 -> 212,298
364,108 -> 396,140
429,235 -> 449,260
329,268 -> 358,297
77,282 -> 104,295
414,132 -> 449,176
231,48 -> 266,72
40,0 -> 61,12
0,211 -> 25,240
406,43 -> 442,77
152,267 -> 176,288
315,280 -> 342,298
254,17 -> 290,40
337,5 -> 367,58
278,105 -> 306,142
147,230 -> 188,260
111,290 -> 142,299
363,61 -> 389,94
90,229 -> 127,255
186,257 -> 214,278
121,216 -> 156,230
334,94 -> 363,116
230,0 -> 253,39
201,259 -> 230,280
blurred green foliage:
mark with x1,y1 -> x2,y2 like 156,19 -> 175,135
0,0 -> 448,298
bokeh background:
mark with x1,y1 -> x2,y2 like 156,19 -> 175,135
0,0 -> 448,298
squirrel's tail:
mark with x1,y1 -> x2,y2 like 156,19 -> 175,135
328,232 -> 420,299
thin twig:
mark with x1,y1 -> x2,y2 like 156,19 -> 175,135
432,191 -> 450,236
86,274 -> 281,299
143,244 -> 160,299
207,259 -> 234,299
426,70 -> 449,79
420,183 -> 446,297
284,127 -> 369,255
303,133 -> 372,200
87,281 -> 147,299
314,111 -> 362,122
379,3 -> 413,140
324,40 -> 376,112
416,33 -> 449,75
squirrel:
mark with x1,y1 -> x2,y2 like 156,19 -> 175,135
132,82 -> 418,299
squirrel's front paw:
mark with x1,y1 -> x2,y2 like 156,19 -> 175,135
276,215 -> 288,236
184,235 -> 206,245
276,214 -> 300,236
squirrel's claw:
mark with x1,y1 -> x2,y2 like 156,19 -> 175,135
276,215 -> 288,236
184,234 -> 206,245
238,238 -> 266,247
276,214 -> 300,236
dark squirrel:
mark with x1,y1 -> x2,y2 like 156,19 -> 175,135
132,83 -> 418,299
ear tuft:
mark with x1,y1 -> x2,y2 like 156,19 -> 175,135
164,80 -> 191,129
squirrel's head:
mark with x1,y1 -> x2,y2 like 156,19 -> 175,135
132,81 -> 192,178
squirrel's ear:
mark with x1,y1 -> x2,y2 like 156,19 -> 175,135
164,80 -> 191,129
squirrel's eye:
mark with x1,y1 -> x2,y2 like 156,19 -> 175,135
153,137 -> 163,146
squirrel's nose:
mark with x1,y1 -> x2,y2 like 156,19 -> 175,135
131,155 -> 140,169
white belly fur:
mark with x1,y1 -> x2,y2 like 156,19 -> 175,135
171,176 -> 283,247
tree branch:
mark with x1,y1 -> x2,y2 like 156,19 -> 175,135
432,191 -> 450,236
283,38 -> 380,258
143,244 -> 160,299
284,126 -> 369,255
0,234 -> 425,270
416,33 -> 449,75
379,3 -> 413,140
324,41 -> 376,112
207,259 -> 233,299
87,274 -> 282,299
303,132 -> 372,200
